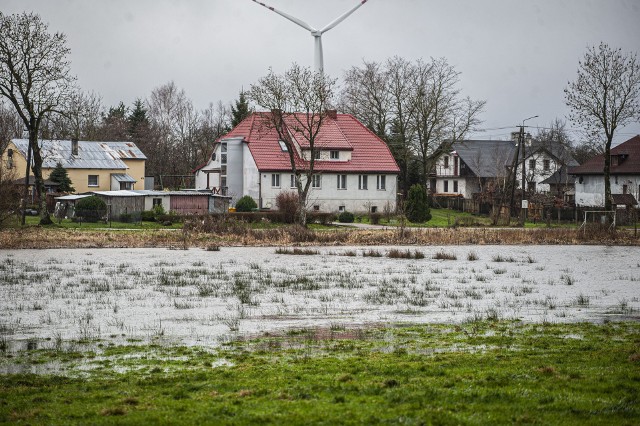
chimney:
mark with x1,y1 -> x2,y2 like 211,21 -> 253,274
511,132 -> 520,143
71,138 -> 79,156
326,109 -> 337,119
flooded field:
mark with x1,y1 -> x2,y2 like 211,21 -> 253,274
1,245 -> 639,350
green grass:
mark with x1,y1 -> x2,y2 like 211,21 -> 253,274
2,321 -> 639,425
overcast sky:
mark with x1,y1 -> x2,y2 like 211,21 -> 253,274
3,0 -> 640,143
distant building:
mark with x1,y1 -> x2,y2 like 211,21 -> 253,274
570,135 -> 640,208
432,134 -> 577,199
194,111 -> 400,213
2,139 -> 146,193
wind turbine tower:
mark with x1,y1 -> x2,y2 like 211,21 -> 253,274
251,0 -> 369,75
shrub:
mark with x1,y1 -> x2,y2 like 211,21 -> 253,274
75,196 -> 106,222
141,210 -> 155,222
307,212 -> 335,225
338,211 -> 355,223
405,184 -> 431,223
276,191 -> 299,223
119,213 -> 133,223
235,195 -> 257,212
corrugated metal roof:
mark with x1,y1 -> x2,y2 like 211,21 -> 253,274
55,194 -> 92,201
11,139 -> 146,170
91,190 -> 144,197
112,173 -> 137,183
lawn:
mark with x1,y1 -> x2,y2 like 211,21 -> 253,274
1,321 -> 638,425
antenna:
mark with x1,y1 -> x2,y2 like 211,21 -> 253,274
251,0 -> 368,74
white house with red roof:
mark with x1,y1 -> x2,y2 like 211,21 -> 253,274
570,135 -> 640,207
194,111 -> 400,213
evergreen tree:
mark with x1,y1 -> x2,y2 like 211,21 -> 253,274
49,162 -> 74,193
405,184 -> 431,223
128,99 -> 149,137
231,91 -> 251,127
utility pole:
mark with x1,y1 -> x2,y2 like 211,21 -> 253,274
519,115 -> 538,226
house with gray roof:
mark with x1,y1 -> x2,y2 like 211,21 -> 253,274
3,138 -> 146,193
432,134 -> 578,200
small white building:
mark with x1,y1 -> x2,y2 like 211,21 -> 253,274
571,135 -> 640,208
194,111 -> 400,213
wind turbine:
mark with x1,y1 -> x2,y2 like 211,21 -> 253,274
251,0 -> 369,75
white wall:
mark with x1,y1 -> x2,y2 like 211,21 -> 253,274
575,174 -> 640,207
259,173 -> 397,213
143,194 -> 171,212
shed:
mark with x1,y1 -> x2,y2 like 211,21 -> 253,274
54,194 -> 92,219
91,190 -> 145,220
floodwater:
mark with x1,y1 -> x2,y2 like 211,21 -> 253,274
0,246 -> 639,350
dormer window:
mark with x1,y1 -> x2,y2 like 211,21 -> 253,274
330,150 -> 339,160
312,149 -> 321,160
611,155 -> 619,167
278,140 -> 288,152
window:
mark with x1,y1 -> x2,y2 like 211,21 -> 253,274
88,175 -> 99,187
290,174 -> 296,188
312,174 -> 321,189
313,149 -> 321,160
443,156 -> 449,169
543,159 -> 550,171
278,140 -> 288,151
371,206 -> 378,213
211,153 -> 217,161
376,175 -> 386,190
337,174 -> 347,190
358,175 -> 368,190
529,159 -> 536,169
220,176 -> 227,189
6,149 -> 13,169
119,182 -> 132,190
338,205 -> 346,212
221,143 -> 227,164
152,198 -> 162,207
444,180 -> 449,192
271,173 -> 280,188
453,180 -> 458,193
623,184 -> 628,194
313,205 -> 320,211
330,150 -> 339,160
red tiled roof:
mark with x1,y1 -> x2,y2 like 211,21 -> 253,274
217,112 -> 400,173
570,135 -> 640,175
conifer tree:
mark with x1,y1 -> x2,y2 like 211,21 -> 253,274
405,184 -> 431,223
231,91 -> 251,127
49,162 -> 74,193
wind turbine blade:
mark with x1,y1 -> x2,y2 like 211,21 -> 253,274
251,0 -> 316,32
320,0 -> 368,33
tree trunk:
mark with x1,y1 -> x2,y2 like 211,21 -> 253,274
29,132 -> 52,225
604,136 -> 612,224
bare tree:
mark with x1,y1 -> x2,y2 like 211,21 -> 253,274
0,100 -> 21,154
0,12 -> 76,224
249,64 -> 336,225
565,43 -> 640,214
39,90 -> 104,140
411,58 -> 485,187
386,57 -> 418,196
340,59 -> 389,138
